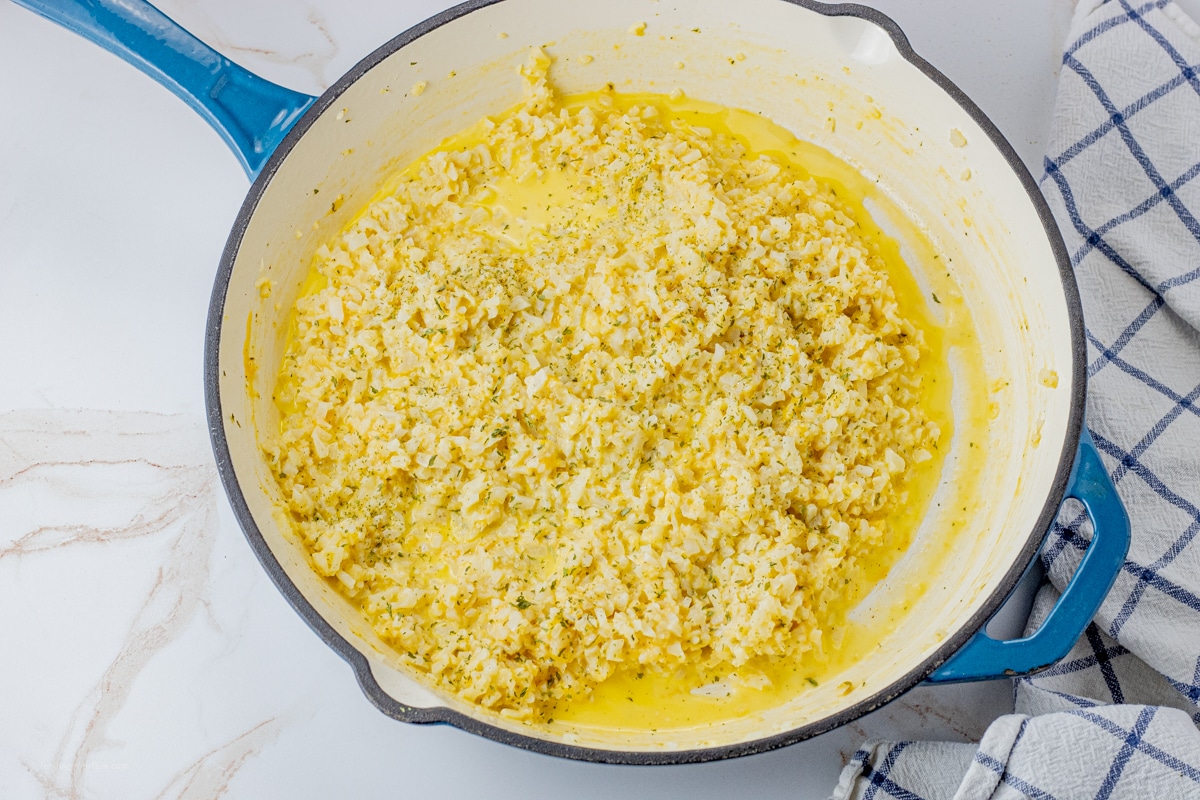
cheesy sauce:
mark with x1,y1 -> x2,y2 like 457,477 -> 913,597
268,51 -> 988,729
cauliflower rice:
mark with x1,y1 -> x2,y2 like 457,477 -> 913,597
267,51 -> 942,721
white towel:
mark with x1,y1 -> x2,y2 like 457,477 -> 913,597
831,1 -> 1200,797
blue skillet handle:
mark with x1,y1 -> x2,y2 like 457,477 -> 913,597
926,428 -> 1130,683
13,0 -> 316,178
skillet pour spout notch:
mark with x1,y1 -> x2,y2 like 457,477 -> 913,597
12,0 -> 316,177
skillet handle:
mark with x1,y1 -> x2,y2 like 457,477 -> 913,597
925,428 -> 1130,683
12,0 -> 315,178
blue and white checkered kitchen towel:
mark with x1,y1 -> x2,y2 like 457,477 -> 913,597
830,1 -> 1200,797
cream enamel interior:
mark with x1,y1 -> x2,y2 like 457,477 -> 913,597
215,0 -> 1075,753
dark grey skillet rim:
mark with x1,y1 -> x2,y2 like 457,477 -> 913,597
204,0 -> 1086,766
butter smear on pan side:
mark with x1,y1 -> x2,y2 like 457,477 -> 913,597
264,48 -> 981,727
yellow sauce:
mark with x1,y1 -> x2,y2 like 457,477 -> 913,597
275,87 -> 989,730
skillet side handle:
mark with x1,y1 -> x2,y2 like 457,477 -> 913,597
12,0 -> 315,178
925,428 -> 1130,684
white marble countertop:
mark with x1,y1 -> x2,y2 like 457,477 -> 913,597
1,0 -> 1173,797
